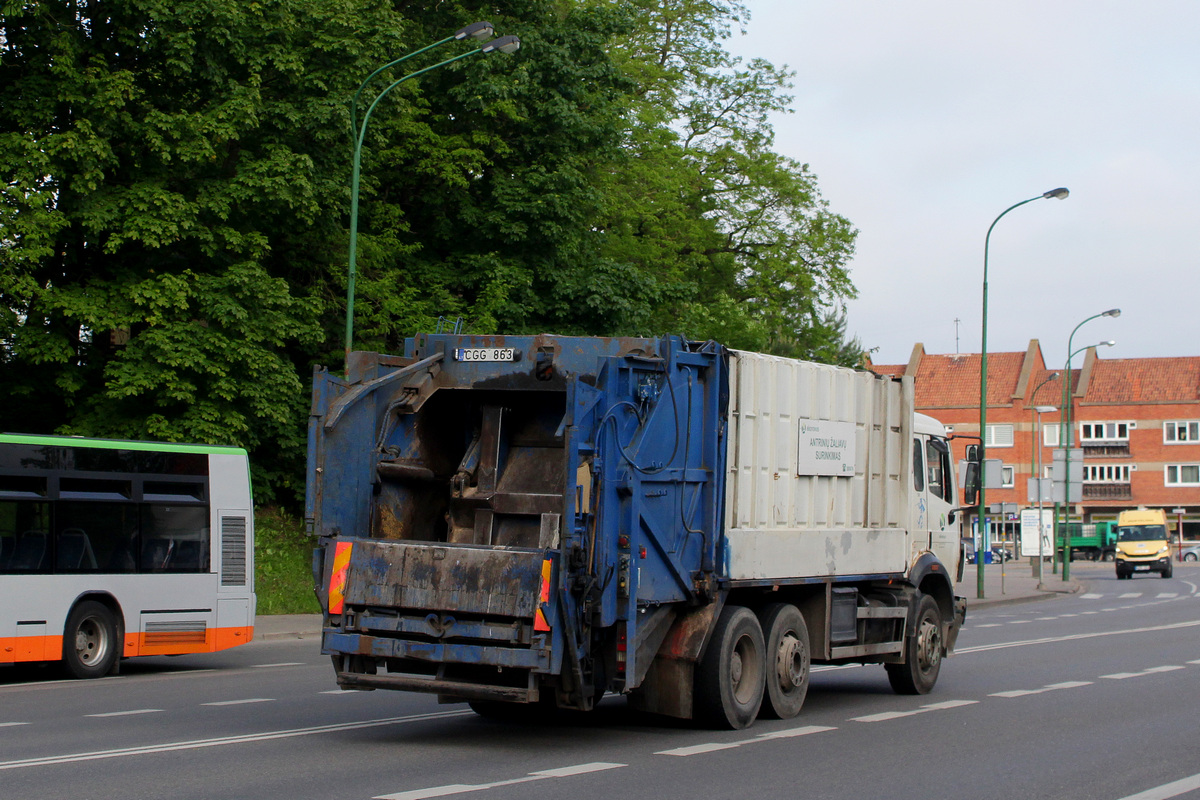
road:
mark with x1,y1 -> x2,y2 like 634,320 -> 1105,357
3,562 -> 1199,800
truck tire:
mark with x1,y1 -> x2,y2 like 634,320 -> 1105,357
694,605 -> 765,729
1162,565 -> 1173,579
757,603 -> 810,720
885,594 -> 942,695
63,601 -> 119,679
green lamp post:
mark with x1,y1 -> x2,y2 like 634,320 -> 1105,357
1059,325 -> 1118,581
344,24 -> 522,373
978,187 -> 1069,599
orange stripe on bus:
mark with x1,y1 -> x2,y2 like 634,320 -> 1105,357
1,626 -> 254,664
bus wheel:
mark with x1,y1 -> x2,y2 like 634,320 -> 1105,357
63,601 -> 118,679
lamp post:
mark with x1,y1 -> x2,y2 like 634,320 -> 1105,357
1032,399 -> 1058,589
344,25 -> 522,373
978,187 -> 1069,599
1029,372 -> 1059,587
1059,330 -> 1118,581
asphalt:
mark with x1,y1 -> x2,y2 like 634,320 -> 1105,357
253,559 -> 1084,641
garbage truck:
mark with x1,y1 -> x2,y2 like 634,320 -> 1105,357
308,334 -> 967,729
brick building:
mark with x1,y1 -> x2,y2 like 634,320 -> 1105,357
873,341 -> 1200,552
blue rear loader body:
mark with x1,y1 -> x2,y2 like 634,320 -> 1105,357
308,333 -> 964,729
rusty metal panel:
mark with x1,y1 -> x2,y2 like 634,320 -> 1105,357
344,540 -> 544,618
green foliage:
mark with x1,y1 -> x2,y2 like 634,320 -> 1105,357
254,507 -> 319,615
0,0 -> 864,518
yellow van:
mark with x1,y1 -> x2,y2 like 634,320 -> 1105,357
1114,508 -> 1172,579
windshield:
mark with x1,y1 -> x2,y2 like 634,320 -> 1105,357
1117,524 -> 1167,542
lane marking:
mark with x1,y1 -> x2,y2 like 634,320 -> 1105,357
1081,593 -> 1104,599
375,762 -> 626,800
851,699 -> 976,723
1115,771 -> 1200,800
1157,593 -> 1178,598
86,709 -> 163,718
251,662 -> 305,669
990,680 -> 1092,698
0,710 -> 474,771
956,619 -> 1200,656
0,722 -> 30,728
201,698 -> 274,707
656,724 -> 835,757
1120,593 -> 1142,598
1102,666 -> 1185,680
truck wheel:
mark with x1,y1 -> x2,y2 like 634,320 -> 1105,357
757,603 -> 810,720
886,594 -> 942,695
63,601 -> 119,679
694,605 -> 765,729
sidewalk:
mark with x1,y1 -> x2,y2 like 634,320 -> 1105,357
253,561 -> 1083,639
959,559 -> 1083,609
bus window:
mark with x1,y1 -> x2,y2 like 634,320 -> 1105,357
141,505 -> 209,572
0,499 -> 51,573
54,501 -> 139,573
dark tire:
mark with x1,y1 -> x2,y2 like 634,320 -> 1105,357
694,605 -> 765,729
1162,565 -> 1173,579
886,594 -> 943,695
757,603 -> 810,720
63,601 -> 119,679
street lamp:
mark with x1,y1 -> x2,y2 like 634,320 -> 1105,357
978,187 -> 1069,599
1028,371 -> 1059,586
1059,330 -> 1118,582
343,24 -> 523,373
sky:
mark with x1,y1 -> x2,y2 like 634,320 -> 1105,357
724,0 -> 1199,367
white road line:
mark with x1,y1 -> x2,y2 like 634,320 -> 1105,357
1115,771 -> 1200,800
85,709 -> 163,718
201,698 -> 275,707
1009,620 -> 1032,624
375,762 -> 625,800
974,623 -> 1003,628
1081,593 -> 1104,599
0,722 -> 30,728
656,724 -> 835,757
1120,593 -> 1143,598
1059,613 -> 1079,617
990,681 -> 1092,698
956,619 -> 1200,656
657,742 -> 740,756
851,699 -> 976,723
1157,593 -> 1178,598
1102,666 -> 1185,680
1188,659 -> 1200,665
251,662 -> 305,669
0,710 -> 474,771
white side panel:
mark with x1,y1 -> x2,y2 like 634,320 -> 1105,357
725,350 -> 914,581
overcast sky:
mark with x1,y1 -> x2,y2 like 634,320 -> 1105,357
726,1 -> 1198,367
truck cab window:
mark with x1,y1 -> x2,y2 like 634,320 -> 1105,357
913,438 -> 925,492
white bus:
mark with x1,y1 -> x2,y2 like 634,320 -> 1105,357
0,434 -> 256,678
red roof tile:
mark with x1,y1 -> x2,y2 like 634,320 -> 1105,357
912,352 -> 1025,408
1084,357 -> 1200,404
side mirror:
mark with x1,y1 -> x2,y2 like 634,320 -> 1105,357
962,461 -> 980,505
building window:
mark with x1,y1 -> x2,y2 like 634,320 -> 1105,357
1164,421 -> 1200,444
1083,465 -> 1131,483
1043,425 -> 1060,447
1001,465 -> 1015,488
986,424 -> 1014,448
1079,421 -> 1132,442
1166,464 -> 1200,486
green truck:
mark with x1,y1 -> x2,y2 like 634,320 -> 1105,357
1059,522 -> 1117,562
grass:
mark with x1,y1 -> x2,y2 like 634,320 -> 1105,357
254,506 -> 321,615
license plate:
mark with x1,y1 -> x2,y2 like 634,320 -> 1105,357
1134,565 -> 1150,571
454,347 -> 516,363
